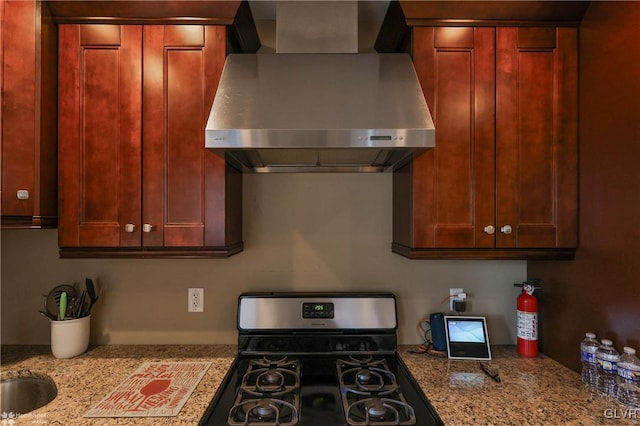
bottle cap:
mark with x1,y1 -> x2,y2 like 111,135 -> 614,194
601,339 -> 613,345
623,347 -> 636,355
586,332 -> 596,338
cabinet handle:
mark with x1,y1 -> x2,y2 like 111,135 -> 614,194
500,225 -> 512,234
143,223 -> 154,233
483,225 -> 495,235
124,224 -> 136,233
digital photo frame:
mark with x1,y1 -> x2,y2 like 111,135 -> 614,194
444,316 -> 492,360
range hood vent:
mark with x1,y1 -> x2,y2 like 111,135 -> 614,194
205,1 -> 435,173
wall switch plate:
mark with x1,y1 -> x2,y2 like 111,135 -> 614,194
450,287 -> 464,312
188,288 -> 204,312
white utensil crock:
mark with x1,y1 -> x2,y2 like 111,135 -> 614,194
50,315 -> 90,358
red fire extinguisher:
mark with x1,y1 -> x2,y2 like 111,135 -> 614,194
514,279 -> 541,357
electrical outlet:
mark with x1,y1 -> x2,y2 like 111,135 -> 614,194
449,287 -> 464,312
188,288 -> 204,312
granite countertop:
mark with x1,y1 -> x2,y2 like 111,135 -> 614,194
399,346 -> 638,425
1,345 -> 236,425
1,345 -> 636,425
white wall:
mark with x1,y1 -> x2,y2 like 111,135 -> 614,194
1,174 -> 525,346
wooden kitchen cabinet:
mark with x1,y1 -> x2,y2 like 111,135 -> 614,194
58,24 -> 242,257
58,24 -> 142,249
1,0 -> 57,228
495,27 -> 577,250
393,26 -> 577,259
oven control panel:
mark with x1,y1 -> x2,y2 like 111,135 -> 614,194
237,294 -> 397,330
302,302 -> 334,319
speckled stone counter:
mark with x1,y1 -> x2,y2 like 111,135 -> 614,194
1,345 -> 236,425
1,345 -> 638,425
399,346 -> 639,425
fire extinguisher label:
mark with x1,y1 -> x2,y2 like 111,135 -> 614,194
517,310 -> 537,340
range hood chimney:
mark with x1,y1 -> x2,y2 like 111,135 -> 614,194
205,1 -> 435,173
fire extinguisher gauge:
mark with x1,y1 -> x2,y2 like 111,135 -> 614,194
514,279 -> 541,295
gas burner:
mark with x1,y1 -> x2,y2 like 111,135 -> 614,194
338,358 -> 416,425
338,359 -> 400,396
365,398 -> 388,417
345,397 -> 417,426
228,397 -> 299,426
257,369 -> 286,391
254,399 -> 277,419
357,369 -> 375,384
230,357 -> 302,425
241,358 -> 301,398
355,368 -> 386,392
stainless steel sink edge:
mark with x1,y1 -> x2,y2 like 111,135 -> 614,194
0,370 -> 57,415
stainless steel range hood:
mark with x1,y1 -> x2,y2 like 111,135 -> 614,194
205,1 -> 435,173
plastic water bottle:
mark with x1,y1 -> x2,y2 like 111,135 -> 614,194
595,339 -> 620,397
616,346 -> 640,408
580,332 -> 599,387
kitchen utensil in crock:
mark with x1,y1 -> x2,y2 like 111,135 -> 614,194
74,290 -> 87,318
38,310 -> 56,320
85,278 -> 99,315
45,285 -> 76,319
58,292 -> 67,321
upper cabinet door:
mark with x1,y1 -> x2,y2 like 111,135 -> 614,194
1,0 -> 57,228
408,27 -> 496,248
496,27 -> 578,249
58,24 -> 143,247
142,25 -> 226,248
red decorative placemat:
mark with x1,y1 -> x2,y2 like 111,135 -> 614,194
84,361 -> 211,417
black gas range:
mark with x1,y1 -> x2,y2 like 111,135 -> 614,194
199,292 -> 443,426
